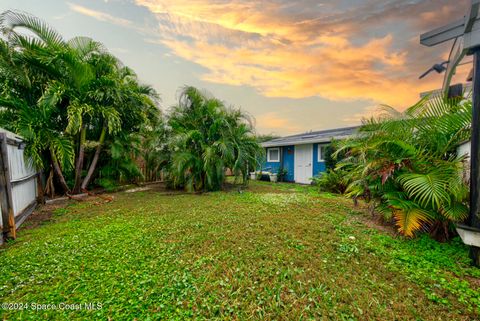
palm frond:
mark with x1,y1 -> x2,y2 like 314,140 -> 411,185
394,206 -> 434,237
398,171 -> 451,209
0,10 -> 64,47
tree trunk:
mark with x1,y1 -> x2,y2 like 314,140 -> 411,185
81,127 -> 106,190
429,220 -> 450,242
73,126 -> 86,194
50,148 -> 70,194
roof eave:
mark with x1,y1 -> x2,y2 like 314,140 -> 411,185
261,135 -> 354,148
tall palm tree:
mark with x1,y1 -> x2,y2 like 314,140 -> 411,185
0,10 -> 161,194
81,66 -> 159,190
0,10 -> 74,192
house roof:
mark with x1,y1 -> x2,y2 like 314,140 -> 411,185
261,126 -> 360,148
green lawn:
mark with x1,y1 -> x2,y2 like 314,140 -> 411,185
0,181 -> 479,320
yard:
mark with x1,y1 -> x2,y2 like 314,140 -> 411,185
0,181 -> 479,320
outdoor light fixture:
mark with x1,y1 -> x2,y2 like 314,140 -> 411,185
17,142 -> 26,150
418,60 -> 449,79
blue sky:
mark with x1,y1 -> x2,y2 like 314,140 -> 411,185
1,0 -> 470,135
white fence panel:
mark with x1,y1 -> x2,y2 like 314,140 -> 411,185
7,143 -> 36,181
7,143 -> 37,217
12,179 -> 37,218
0,129 -> 39,239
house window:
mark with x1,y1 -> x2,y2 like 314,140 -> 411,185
267,148 -> 280,162
318,144 -> 328,162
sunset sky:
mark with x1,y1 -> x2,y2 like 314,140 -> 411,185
1,0 -> 472,135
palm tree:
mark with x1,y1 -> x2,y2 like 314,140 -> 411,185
0,11 -> 74,192
81,66 -> 159,190
0,10 -> 161,194
139,115 -> 169,182
167,86 -> 262,192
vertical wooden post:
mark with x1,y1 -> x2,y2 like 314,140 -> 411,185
36,172 -> 45,205
469,49 -> 480,266
0,136 -> 8,243
0,133 -> 9,239
0,133 -> 15,239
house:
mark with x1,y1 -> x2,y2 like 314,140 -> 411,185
260,126 -> 359,184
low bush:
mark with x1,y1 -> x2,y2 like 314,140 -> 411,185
312,169 -> 352,194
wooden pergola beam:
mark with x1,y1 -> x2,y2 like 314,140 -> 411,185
420,18 -> 467,47
420,0 -> 480,48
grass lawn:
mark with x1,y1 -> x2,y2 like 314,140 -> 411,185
0,181 -> 479,320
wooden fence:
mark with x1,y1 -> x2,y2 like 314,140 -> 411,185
0,130 -> 40,243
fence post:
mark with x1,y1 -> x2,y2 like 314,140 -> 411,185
36,172 -> 45,205
0,133 -> 16,239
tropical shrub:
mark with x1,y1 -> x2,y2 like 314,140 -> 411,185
336,96 -> 471,240
95,132 -> 143,191
166,86 -> 263,192
139,116 -> 170,182
324,141 -> 345,170
312,169 -> 352,194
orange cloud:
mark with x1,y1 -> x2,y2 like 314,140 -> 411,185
135,1 -> 304,40
68,1 -> 469,107
133,0 -> 450,108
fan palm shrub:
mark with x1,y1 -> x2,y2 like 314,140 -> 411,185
166,86 -> 262,192
336,96 -> 471,240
